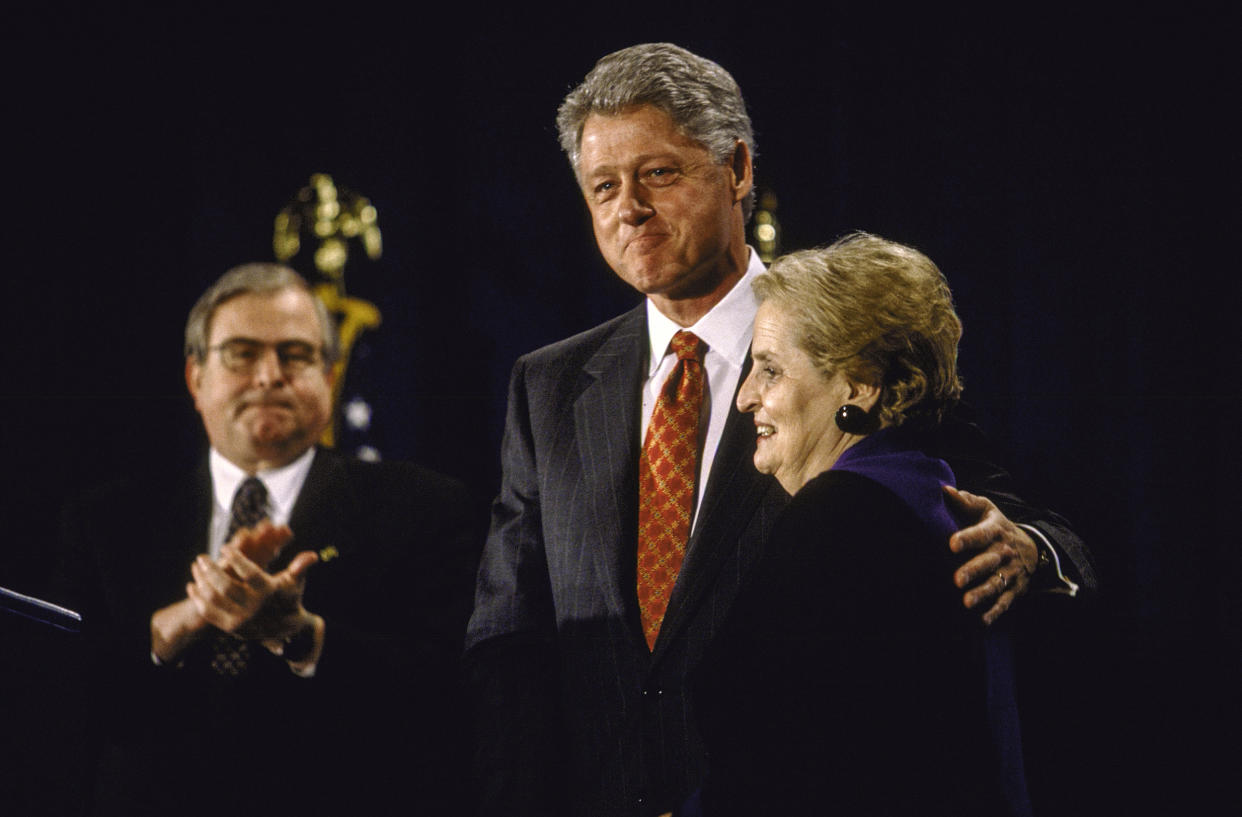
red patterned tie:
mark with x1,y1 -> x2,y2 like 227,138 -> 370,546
637,330 -> 706,650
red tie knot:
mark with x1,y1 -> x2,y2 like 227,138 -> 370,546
670,330 -> 705,363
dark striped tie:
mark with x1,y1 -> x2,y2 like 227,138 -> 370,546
210,477 -> 269,677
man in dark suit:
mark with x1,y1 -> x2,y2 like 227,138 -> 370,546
62,263 -> 476,816
465,43 -> 1096,817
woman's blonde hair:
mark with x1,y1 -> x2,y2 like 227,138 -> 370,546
755,232 -> 963,427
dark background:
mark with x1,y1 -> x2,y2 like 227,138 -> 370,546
2,6 -> 1237,814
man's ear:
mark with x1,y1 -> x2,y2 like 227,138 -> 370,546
729,140 -> 754,204
185,357 -> 202,408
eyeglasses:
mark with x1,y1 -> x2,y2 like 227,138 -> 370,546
209,339 -> 324,375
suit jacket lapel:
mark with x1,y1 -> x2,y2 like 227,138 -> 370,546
574,306 -> 646,628
278,448 -> 352,572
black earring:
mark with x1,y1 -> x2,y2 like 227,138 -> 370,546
835,404 -> 877,434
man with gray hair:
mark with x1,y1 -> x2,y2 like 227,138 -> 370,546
63,263 -> 477,816
465,43 -> 1095,816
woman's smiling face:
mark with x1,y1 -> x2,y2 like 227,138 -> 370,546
736,301 -> 856,494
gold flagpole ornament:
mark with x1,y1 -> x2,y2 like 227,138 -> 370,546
274,173 -> 383,449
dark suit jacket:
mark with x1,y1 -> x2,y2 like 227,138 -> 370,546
467,304 -> 787,816
62,447 -> 478,817
693,468 -> 1010,816
465,303 -> 1095,817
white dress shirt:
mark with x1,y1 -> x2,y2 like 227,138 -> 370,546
207,446 -> 316,558
641,248 -> 765,533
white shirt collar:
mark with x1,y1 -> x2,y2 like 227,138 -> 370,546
644,247 -> 764,372
208,446 -> 317,527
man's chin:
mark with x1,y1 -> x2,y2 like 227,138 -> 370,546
617,263 -> 687,297
619,262 -> 738,304
236,437 -> 311,470
243,421 -> 306,453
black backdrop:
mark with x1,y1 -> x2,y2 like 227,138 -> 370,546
2,7 -> 1237,814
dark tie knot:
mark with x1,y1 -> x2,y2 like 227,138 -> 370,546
669,330 -> 705,363
235,476 -> 268,509
228,476 -> 270,538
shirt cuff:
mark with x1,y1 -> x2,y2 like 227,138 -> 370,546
272,615 -> 324,678
1018,523 -> 1079,597
150,650 -> 186,669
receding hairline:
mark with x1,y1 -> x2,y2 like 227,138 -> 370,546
184,262 -> 339,364
574,105 -> 726,176
205,285 -> 318,335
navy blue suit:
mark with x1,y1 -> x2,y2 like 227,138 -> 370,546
63,448 -> 478,816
